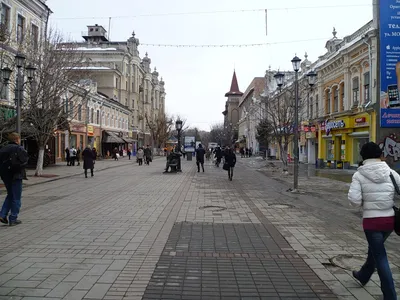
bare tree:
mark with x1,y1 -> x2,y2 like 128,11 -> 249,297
145,111 -> 173,150
19,29 -> 88,176
209,123 -> 225,146
265,86 -> 306,174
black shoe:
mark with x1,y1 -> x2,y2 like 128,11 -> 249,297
352,271 -> 367,286
91,174 -> 94,177
9,220 -> 22,226
197,170 -> 200,172
0,217 -> 8,224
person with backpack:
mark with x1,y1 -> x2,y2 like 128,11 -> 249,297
348,142 -> 400,299
0,133 -> 28,226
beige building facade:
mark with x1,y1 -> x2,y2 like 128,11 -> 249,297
68,25 -> 166,151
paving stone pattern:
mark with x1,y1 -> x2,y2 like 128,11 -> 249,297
0,157 -> 395,299
143,222 -> 336,299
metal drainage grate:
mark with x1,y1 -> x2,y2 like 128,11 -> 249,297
268,203 -> 295,209
329,254 -> 366,271
199,205 -> 227,212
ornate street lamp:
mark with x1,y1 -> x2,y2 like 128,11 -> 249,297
307,70 -> 317,87
25,65 -> 37,81
15,53 -> 26,69
2,67 -> 12,83
291,55 -> 301,72
274,71 -> 285,91
2,54 -> 36,142
292,55 -> 302,192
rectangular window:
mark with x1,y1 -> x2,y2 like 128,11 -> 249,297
364,72 -> 370,104
334,89 -> 339,112
31,24 -> 39,50
0,81 -> 8,100
126,81 -> 128,91
17,14 -> 25,43
315,95 -> 319,117
69,101 -> 74,118
341,86 -> 345,111
310,97 -> 313,119
352,77 -> 359,106
77,105 -> 82,121
115,78 -> 118,88
1,4 -> 10,32
96,110 -> 100,124
326,92 -> 331,114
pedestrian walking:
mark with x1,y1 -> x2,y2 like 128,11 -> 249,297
113,147 -> 119,161
144,145 -> 152,165
92,147 -> 97,161
348,142 -> 400,300
82,146 -> 95,178
76,147 -> 81,166
69,146 -> 77,166
195,144 -> 205,172
137,148 -> 144,165
214,146 -> 222,167
65,148 -> 70,166
0,133 -> 29,226
127,149 -> 132,160
223,146 -> 236,181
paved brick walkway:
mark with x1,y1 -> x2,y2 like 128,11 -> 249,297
0,157 -> 396,299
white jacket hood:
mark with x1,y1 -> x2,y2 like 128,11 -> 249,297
348,159 -> 400,218
358,160 -> 391,183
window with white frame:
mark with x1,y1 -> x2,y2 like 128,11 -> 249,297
31,24 -> 39,50
0,80 -> 8,100
1,3 -> 10,32
77,105 -> 82,121
315,94 -> 319,117
17,14 -> 25,43
333,88 -> 339,112
352,77 -> 359,106
363,72 -> 370,104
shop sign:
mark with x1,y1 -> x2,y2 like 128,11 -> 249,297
354,117 -> 369,127
325,119 -> 345,135
379,0 -> 400,127
87,125 -> 94,136
311,126 -> 316,132
71,125 -> 85,132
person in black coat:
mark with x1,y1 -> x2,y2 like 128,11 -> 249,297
82,146 -> 95,178
195,144 -> 206,172
223,147 -> 237,181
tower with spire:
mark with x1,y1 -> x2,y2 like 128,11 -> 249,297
223,70 -> 243,136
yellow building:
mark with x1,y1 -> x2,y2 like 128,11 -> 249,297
311,22 -> 378,168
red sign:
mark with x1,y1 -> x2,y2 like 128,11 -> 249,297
311,126 -> 316,132
355,117 -> 366,123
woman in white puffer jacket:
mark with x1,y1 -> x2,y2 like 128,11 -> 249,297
348,142 -> 400,300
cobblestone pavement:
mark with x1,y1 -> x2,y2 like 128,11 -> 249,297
0,157 -> 397,299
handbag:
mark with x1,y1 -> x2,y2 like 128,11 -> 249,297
222,163 -> 229,171
390,173 -> 400,236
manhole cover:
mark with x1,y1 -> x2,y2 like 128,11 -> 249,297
330,254 -> 366,270
268,204 -> 295,209
199,205 -> 227,212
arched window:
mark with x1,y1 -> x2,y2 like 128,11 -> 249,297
352,77 -> 359,106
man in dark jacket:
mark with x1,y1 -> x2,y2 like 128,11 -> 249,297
0,133 -> 28,226
195,144 -> 206,172
214,146 -> 223,167
144,145 -> 152,165
82,146 -> 95,178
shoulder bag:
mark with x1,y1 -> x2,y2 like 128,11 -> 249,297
390,173 -> 400,236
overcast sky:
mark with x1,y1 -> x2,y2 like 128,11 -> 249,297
47,0 -> 372,131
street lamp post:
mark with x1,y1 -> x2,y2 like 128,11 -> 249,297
2,53 -> 36,143
175,119 -> 182,172
291,55 -> 301,192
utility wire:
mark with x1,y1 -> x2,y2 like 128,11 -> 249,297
52,4 -> 370,20
139,37 -> 329,48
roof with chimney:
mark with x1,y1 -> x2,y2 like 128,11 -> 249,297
225,70 -> 243,97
